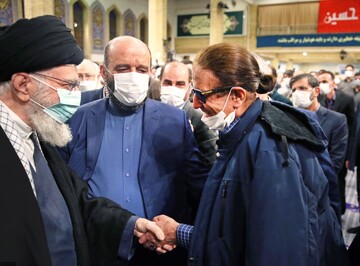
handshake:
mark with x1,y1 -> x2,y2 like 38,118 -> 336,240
134,214 -> 180,254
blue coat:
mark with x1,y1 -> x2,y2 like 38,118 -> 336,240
59,98 -> 208,223
188,99 -> 347,266
80,87 -> 103,105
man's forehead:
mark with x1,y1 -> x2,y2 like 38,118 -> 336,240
49,65 -> 79,79
163,64 -> 188,77
77,64 -> 97,73
318,74 -> 330,80
110,40 -> 150,60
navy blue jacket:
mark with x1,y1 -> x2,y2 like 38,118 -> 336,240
60,98 -> 208,223
187,99 -> 348,266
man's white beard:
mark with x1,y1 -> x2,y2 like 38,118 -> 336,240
28,83 -> 72,147
31,109 -> 72,147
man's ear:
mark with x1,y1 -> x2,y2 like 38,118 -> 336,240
100,64 -> 107,81
314,86 -> 320,97
11,73 -> 32,102
230,87 -> 247,106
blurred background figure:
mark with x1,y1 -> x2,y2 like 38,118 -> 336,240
159,61 -> 218,166
338,64 -> 355,92
76,59 -> 102,91
343,79 -> 360,110
268,65 -> 293,105
277,69 -> 294,98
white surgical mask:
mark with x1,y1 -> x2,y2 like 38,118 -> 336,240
201,90 -> 236,131
319,83 -> 331,95
160,86 -> 187,107
345,70 -> 353,78
79,79 -> 98,91
281,77 -> 290,89
112,72 -> 149,106
292,89 -> 314,108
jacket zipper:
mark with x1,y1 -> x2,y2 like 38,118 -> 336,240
219,180 -> 229,238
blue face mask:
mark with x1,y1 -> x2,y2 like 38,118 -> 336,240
30,75 -> 81,123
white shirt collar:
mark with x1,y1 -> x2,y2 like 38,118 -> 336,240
2,101 -> 33,140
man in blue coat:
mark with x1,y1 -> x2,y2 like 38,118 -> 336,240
290,73 -> 347,220
145,43 -> 348,266
59,36 -> 209,266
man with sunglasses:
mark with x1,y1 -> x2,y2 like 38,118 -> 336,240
0,15 -> 166,265
143,43 -> 348,266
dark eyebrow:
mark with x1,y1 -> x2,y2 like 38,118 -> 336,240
113,64 -> 131,70
136,64 -> 149,71
162,79 -> 172,84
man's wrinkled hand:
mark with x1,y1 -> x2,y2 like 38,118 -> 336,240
138,215 -> 179,254
153,214 -> 179,247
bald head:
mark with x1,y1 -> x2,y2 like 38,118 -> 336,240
160,61 -> 191,83
160,61 -> 191,101
104,36 -> 151,68
76,59 -> 100,81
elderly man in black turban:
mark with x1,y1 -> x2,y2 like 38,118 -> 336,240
0,15 -> 166,266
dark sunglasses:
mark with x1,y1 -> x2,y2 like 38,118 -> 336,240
192,86 -> 234,103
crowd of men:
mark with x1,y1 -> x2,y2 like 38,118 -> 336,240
1,14 -> 360,266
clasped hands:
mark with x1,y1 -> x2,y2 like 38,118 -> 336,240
135,215 -> 179,254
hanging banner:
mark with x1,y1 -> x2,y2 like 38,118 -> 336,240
177,11 -> 243,37
318,0 -> 360,33
257,33 -> 360,47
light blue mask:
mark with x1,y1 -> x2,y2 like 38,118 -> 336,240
29,74 -> 82,124
31,88 -> 81,123
44,89 -> 81,123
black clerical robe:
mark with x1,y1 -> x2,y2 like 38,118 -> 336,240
0,127 -> 133,265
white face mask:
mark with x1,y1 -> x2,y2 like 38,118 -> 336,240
292,89 -> 314,108
160,86 -> 187,107
319,83 -> 331,95
345,70 -> 353,78
112,72 -> 149,106
79,79 -> 98,91
281,77 -> 291,89
200,90 -> 236,131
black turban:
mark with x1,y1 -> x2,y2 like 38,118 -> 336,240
0,15 -> 84,82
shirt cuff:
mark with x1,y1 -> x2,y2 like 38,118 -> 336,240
118,215 -> 139,260
176,223 -> 193,249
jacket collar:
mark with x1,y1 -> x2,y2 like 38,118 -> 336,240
219,99 -> 325,151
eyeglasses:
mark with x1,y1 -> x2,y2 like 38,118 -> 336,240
192,86 -> 233,104
33,72 -> 80,91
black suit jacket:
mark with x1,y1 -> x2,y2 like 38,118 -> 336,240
0,127 -> 132,265
316,105 -> 348,174
348,103 -> 360,170
318,89 -> 355,132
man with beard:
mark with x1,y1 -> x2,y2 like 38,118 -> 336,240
0,15 -> 166,266
58,36 -> 209,266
